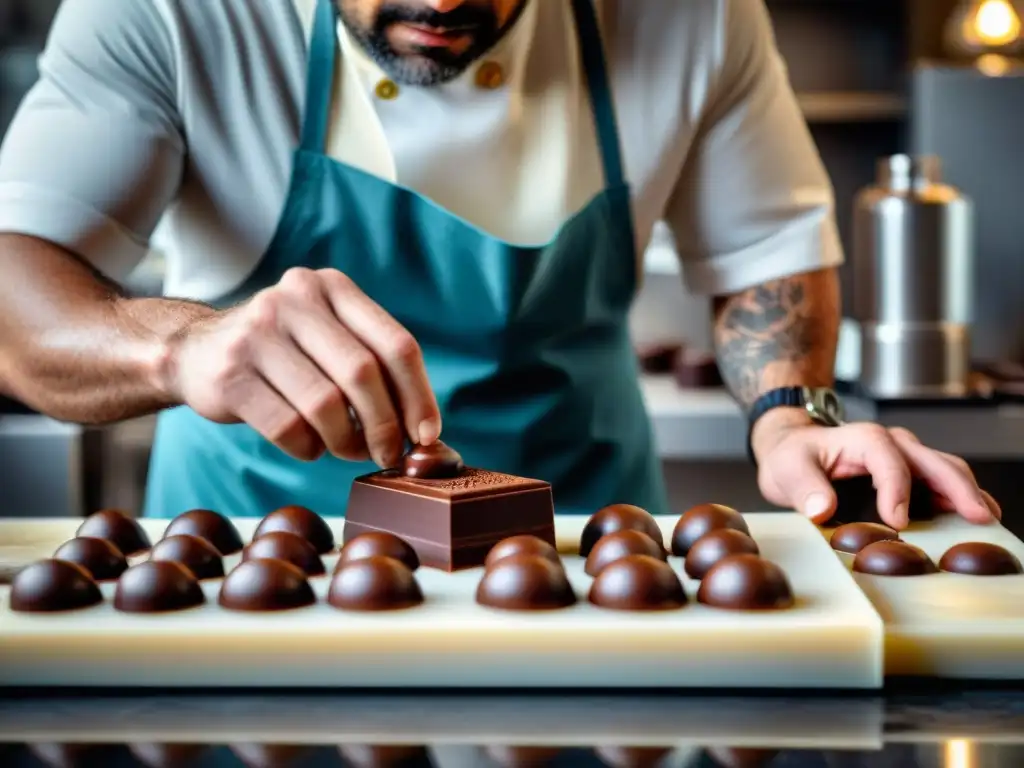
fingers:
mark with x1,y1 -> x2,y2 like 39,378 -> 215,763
761,444 -> 838,524
318,269 -> 442,445
228,374 -> 325,461
982,490 -> 1003,521
276,269 -> 404,467
888,429 -> 993,524
847,425 -> 913,529
253,331 -> 369,463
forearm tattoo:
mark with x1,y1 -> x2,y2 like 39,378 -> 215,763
712,271 -> 839,410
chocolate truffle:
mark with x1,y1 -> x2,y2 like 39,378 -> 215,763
401,440 -> 464,479
853,540 -> 937,577
149,534 -> 225,580
673,349 -> 723,389
328,556 -> 424,611
53,536 -> 128,581
484,747 -> 563,768
635,341 -> 682,374
684,529 -> 760,579
476,554 -> 576,611
219,558 -> 316,611
253,505 -> 335,554
588,554 -> 686,611
697,554 -> 794,610
580,504 -> 663,557
162,508 -> 243,555
829,522 -> 899,555
938,542 -> 1024,576
230,744 -> 313,768
706,747 -> 779,768
338,531 -> 420,572
339,746 -> 432,768
671,504 -> 749,556
29,744 -> 129,768
485,535 -> 561,570
595,747 -> 674,768
114,561 -> 205,613
129,744 -> 209,768
10,559 -> 103,613
584,529 -> 666,577
243,531 -> 326,576
76,508 -> 151,555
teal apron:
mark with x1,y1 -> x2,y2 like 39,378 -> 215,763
143,0 -> 668,518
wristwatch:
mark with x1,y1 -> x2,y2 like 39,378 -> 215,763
746,386 -> 846,464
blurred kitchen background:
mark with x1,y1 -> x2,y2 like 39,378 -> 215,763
1,0 -> 1022,521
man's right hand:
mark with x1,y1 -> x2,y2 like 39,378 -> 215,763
156,267 -> 441,467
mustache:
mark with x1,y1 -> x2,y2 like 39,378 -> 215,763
375,3 -> 498,31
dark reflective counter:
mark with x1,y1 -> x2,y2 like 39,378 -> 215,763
1,685 -> 1023,767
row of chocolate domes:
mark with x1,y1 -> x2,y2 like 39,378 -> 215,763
829,521 -> 1022,576
572,502 -> 794,611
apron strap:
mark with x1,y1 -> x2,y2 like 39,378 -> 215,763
301,0 -> 339,153
569,0 -> 627,189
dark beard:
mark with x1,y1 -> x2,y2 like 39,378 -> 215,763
339,3 -> 505,86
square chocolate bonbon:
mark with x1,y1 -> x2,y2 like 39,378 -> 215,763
344,468 -> 556,571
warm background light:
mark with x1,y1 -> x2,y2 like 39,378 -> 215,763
945,0 -> 1024,55
972,0 -> 1022,46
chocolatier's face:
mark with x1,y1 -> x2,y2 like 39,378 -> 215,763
338,0 -> 525,85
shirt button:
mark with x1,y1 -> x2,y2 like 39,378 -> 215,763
375,79 -> 399,100
475,61 -> 505,90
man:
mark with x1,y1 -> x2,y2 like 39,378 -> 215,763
0,0 -> 999,527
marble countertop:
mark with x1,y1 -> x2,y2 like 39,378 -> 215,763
0,686 -> 1022,766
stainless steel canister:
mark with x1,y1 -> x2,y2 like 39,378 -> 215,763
851,155 -> 974,398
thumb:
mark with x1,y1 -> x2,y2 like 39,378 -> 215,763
764,446 -> 837,524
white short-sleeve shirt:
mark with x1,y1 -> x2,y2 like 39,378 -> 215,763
0,0 -> 843,302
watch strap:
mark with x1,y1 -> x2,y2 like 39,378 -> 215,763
745,387 -> 811,465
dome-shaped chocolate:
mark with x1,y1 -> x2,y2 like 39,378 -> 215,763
670,504 -> 749,557
243,531 -> 325,576
163,509 -> 243,555
110,562 -> 204,615
219,559 -> 316,611
230,744 -> 313,768
114,561 -> 205,613
594,746 -> 674,768
484,746 -> 564,767
29,744 -> 130,768
829,522 -> 899,555
938,542 -> 1024,576
338,531 -> 420,572
684,529 -> 759,579
588,554 -> 686,611
476,555 -> 576,611
53,536 -> 128,581
150,534 -> 225,580
485,535 -> 560,570
584,529 -> 665,577
253,505 -> 334,554
853,541 -> 937,577
338,745 -> 433,768
697,554 -> 794,610
401,440 -> 464,479
76,509 -> 151,555
129,744 -> 209,768
328,556 -> 424,611
580,504 -> 663,557
10,559 -> 103,613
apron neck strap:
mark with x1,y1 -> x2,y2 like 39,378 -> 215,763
569,0 -> 626,189
302,0 -> 339,153
302,0 -> 627,190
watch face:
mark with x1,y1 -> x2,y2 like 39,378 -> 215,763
805,388 -> 845,425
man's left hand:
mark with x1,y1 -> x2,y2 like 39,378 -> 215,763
752,412 -> 1001,530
